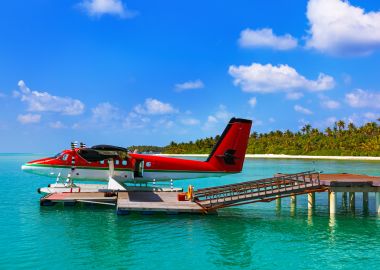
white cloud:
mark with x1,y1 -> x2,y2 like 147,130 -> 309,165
49,121 -> 65,129
15,80 -> 85,115
306,0 -> 380,56
123,112 -> 151,129
294,105 -> 313,115
180,118 -> 200,126
239,28 -> 298,50
92,102 -> 120,122
17,113 -> 41,124
175,80 -> 204,91
321,99 -> 340,109
319,95 -> 340,109
134,98 -> 177,115
248,97 -> 257,108
314,116 -> 337,129
253,118 -> 263,126
345,89 -> 380,109
79,0 -> 137,18
344,112 -> 380,126
286,92 -> 304,100
342,74 -> 352,85
229,63 -> 335,94
155,119 -> 174,129
207,115 -> 218,124
72,123 -> 79,129
203,105 -> 232,130
364,112 -> 380,121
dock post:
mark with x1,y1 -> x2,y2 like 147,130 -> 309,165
290,195 -> 297,206
349,192 -> 355,211
329,191 -> 336,214
290,195 -> 296,215
376,193 -> 380,214
276,196 -> 281,210
363,192 -> 369,213
307,193 -> 315,210
342,192 -> 348,209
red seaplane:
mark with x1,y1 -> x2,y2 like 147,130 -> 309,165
22,118 -> 252,189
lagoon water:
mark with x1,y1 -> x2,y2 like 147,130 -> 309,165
1,153 -> 380,270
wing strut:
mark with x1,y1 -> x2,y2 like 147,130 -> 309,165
107,158 -> 127,191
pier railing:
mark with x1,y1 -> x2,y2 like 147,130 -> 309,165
194,171 -> 324,210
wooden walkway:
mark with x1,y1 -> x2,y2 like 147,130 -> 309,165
193,171 -> 326,211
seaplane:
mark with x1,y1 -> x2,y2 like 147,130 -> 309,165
22,118 -> 252,191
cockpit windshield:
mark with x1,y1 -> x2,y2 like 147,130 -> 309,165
52,152 -> 62,159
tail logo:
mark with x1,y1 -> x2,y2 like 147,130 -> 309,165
216,149 -> 237,165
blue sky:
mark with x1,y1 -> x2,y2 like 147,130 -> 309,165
0,0 -> 380,152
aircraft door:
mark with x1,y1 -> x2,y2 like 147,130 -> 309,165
134,159 -> 144,178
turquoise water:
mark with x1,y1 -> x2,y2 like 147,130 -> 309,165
1,154 -> 380,270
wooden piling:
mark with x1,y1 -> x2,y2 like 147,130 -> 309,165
276,196 -> 281,210
307,193 -> 315,210
342,192 -> 348,209
349,192 -> 355,210
363,192 -> 369,213
376,193 -> 380,214
329,191 -> 336,214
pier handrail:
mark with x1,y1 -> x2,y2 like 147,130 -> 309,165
195,171 -> 318,195
193,171 -> 322,210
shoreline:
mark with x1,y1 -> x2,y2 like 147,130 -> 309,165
158,153 -> 380,161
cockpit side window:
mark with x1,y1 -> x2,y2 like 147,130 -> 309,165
61,154 -> 69,161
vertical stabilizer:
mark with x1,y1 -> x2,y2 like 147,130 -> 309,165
206,118 -> 252,172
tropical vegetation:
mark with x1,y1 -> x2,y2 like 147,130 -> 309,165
162,119 -> 380,156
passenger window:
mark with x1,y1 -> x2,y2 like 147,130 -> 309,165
61,154 -> 69,161
100,160 -> 105,165
115,160 -> 120,165
122,160 -> 127,166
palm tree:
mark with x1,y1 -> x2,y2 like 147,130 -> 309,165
325,127 -> 333,136
301,124 -> 312,135
347,122 -> 356,133
337,120 -> 345,132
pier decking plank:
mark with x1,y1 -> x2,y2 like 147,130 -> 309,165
117,192 -> 204,213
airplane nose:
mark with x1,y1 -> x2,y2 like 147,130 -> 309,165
21,164 -> 32,172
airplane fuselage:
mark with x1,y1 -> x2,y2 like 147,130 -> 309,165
22,151 -> 235,182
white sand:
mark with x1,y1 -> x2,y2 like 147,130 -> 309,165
158,153 -> 380,161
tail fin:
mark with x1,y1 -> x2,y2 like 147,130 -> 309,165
207,118 -> 252,172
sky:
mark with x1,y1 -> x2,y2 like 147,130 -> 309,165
0,0 -> 380,152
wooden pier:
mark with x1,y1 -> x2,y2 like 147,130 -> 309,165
41,191 -> 204,213
39,172 -> 380,215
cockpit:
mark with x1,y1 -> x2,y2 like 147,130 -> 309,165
52,152 -> 69,161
